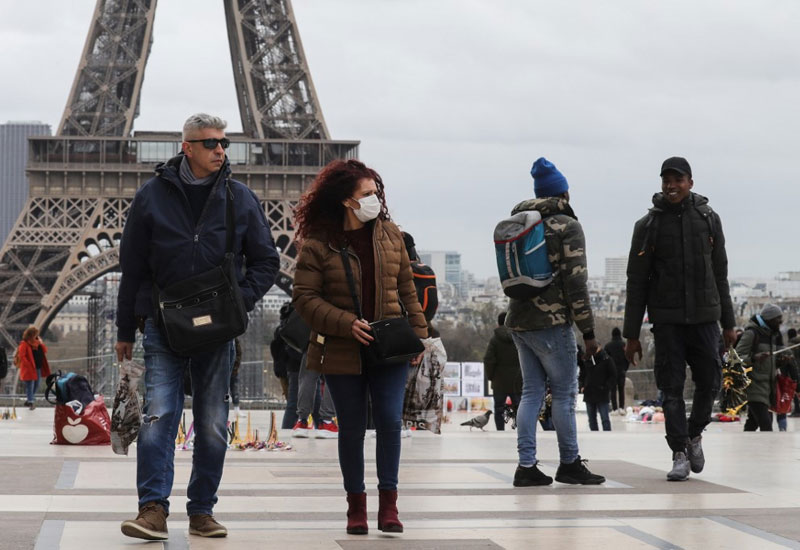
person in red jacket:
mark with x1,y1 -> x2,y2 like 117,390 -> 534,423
17,326 -> 51,410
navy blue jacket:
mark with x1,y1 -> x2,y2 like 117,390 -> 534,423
116,154 -> 280,342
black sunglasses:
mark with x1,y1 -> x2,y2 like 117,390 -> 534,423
186,137 -> 231,150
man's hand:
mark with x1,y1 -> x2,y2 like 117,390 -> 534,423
722,328 -> 736,349
115,341 -> 133,362
583,338 -> 599,359
625,338 -> 643,366
410,351 -> 425,366
351,319 -> 374,345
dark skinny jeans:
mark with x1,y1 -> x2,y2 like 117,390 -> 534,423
744,402 -> 773,431
653,323 -> 722,452
324,359 -> 409,494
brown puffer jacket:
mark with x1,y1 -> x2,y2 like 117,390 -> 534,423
292,219 -> 428,375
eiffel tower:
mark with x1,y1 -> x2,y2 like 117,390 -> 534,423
0,0 -> 358,348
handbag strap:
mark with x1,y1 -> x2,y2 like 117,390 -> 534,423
339,247 -> 410,320
224,176 -> 235,256
339,248 -> 364,319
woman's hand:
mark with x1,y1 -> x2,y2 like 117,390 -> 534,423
410,351 -> 424,366
351,319 -> 374,345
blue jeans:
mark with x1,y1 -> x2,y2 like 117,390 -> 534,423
25,369 -> 41,402
586,401 -> 611,431
512,325 -> 579,466
324,360 -> 409,493
137,319 -> 233,516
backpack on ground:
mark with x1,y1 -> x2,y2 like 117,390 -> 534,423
494,210 -> 553,299
45,371 -> 95,407
411,261 -> 438,321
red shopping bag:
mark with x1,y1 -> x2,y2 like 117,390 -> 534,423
51,396 -> 111,445
772,374 -> 798,415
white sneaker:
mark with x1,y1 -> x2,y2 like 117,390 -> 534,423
401,428 -> 413,438
291,420 -> 313,438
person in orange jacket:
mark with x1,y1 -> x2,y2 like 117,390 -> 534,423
16,326 -> 51,409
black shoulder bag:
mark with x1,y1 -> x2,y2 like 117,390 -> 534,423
340,248 -> 424,365
153,178 -> 248,355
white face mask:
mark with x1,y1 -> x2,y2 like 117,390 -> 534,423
351,194 -> 381,223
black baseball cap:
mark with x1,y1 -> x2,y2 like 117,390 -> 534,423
660,157 -> 692,177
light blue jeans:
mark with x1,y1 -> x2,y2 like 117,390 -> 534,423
511,325 -> 579,466
137,319 -> 233,516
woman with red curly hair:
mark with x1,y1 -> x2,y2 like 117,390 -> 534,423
16,325 -> 51,409
292,159 -> 427,535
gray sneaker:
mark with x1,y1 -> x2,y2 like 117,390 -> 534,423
667,451 -> 690,481
686,435 -> 704,473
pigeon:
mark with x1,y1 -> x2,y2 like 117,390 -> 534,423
461,410 -> 492,431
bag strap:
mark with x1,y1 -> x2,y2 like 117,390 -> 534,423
339,248 -> 364,319
224,177 -> 235,256
339,246 -> 410,321
44,371 -> 61,405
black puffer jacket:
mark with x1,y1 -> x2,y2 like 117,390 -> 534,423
579,349 -> 616,404
624,192 -> 735,338
483,326 -> 523,395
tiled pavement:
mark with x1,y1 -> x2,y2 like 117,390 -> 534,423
1,406 -> 799,549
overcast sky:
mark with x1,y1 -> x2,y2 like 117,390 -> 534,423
2,0 -> 799,280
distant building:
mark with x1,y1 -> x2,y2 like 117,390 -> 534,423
604,256 -> 627,288
0,121 -> 52,244
418,250 -> 462,297
262,286 -> 290,313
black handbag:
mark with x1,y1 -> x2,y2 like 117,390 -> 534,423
340,248 -> 424,365
153,177 -> 248,355
279,307 -> 311,353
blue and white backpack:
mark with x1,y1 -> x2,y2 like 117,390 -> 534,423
494,211 -> 553,299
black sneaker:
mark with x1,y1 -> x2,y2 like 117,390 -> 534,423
513,464 -> 553,486
555,457 -> 605,485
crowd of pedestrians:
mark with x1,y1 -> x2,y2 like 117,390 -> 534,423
3,112 -> 789,542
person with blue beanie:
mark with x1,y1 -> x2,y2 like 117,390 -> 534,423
504,156 -> 605,487
531,157 -> 569,198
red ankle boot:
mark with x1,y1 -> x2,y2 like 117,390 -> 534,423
346,492 -> 368,534
377,489 -> 403,533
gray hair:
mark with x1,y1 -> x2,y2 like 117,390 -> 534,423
182,113 -> 227,141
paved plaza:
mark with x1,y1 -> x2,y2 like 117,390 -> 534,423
0,406 -> 798,550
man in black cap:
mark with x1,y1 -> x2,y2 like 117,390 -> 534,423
624,156 -> 735,481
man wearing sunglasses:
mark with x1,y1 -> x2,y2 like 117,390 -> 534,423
116,113 -> 279,540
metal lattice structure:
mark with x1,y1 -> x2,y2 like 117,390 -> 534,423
225,0 -> 329,140
0,0 -> 358,349
58,0 -> 156,137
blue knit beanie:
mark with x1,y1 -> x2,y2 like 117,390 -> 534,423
531,157 -> 569,198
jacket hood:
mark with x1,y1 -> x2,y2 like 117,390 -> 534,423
154,152 -> 231,187
650,191 -> 709,212
494,325 -> 513,342
745,316 -> 775,338
511,196 -> 576,219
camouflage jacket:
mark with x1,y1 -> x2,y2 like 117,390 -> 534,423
505,197 -> 595,337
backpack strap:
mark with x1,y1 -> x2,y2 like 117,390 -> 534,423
694,204 -> 717,248
44,371 -> 62,405
638,210 -> 660,256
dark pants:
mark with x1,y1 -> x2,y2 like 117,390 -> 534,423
324,360 -> 409,494
282,370 -> 299,429
586,401 -> 611,431
653,323 -> 722,453
610,371 -> 627,410
744,402 -> 773,431
492,392 -> 520,430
